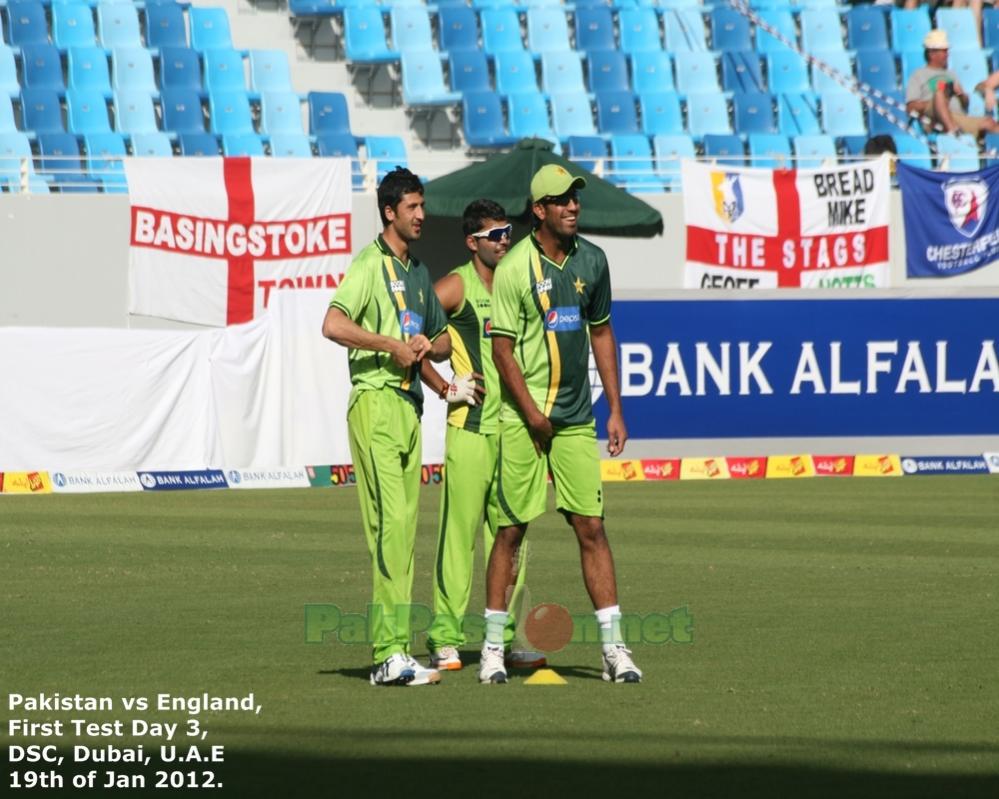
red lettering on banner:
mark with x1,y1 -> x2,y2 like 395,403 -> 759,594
258,273 -> 344,307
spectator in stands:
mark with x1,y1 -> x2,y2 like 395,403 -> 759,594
905,29 -> 999,137
863,134 -> 898,156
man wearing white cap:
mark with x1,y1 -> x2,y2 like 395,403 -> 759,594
905,28 -> 999,137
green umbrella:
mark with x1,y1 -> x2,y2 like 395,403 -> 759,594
423,138 -> 664,237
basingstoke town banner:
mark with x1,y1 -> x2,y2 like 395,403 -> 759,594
682,159 -> 890,289
125,157 -> 352,326
897,161 -> 999,279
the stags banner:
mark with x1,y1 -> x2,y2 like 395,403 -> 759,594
126,157 -> 352,326
682,159 -> 890,290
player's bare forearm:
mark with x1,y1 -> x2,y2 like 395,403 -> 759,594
322,306 -> 400,356
428,331 -> 452,362
591,322 -> 628,456
492,335 -> 542,423
419,358 -> 448,397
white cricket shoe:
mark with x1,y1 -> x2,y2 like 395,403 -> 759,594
430,646 -> 462,671
505,649 -> 547,669
370,653 -> 440,687
478,644 -> 508,684
403,655 -> 442,686
601,645 -> 642,683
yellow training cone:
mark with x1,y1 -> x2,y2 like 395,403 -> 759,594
523,668 -> 567,686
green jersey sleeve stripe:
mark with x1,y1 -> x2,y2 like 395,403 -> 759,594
489,327 -> 517,339
589,314 -> 611,326
330,300 -> 352,315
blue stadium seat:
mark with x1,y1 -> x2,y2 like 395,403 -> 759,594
811,51 -> 853,94
767,51 -> 811,95
652,133 -> 694,191
639,90 -> 683,135
462,91 -> 516,147
892,132 -> 931,167
838,134 -> 870,157
260,91 -> 304,135
0,46 -> 18,101
269,133 -> 312,157
365,135 -> 408,181
179,132 -> 219,156
189,7 -> 233,51
308,90 -> 351,136
250,50 -> 294,95
22,44 -> 67,93
316,132 -> 363,189
609,133 -> 661,192
287,0 -> 337,16
67,88 -> 112,134
508,90 -> 556,142
936,8 -> 980,51
98,5 -> 142,51
587,50 -> 630,94
114,88 -> 158,134
0,132 -> 37,185
37,132 -> 99,193
131,132 -> 174,156
755,10 -> 796,54
551,91 -> 596,139
473,0 -> 509,9
160,47 -> 202,92
401,51 -> 461,105
949,50 -> 990,97
439,7 -> 478,54
68,47 -> 112,98
20,88 -> 65,133
721,52 -> 764,93
890,7 -> 931,54
985,8 -> 999,51
703,133 -> 745,165
820,91 -> 866,137
449,50 -> 491,93
344,7 -> 399,63
711,7 -> 752,52
733,91 -> 776,135
935,132 -> 980,172
686,92 -> 732,138
619,9 -> 662,55
542,52 -> 586,95
392,6 -> 435,53
899,50 -> 925,86
631,51 -> 673,93
566,134 -> 607,172
209,90 -> 254,135
0,96 -> 15,133
204,48 -> 247,93
663,9 -> 708,52
495,50 -> 539,96
527,7 -> 572,54
748,132 -> 791,168
84,131 -> 127,192
984,132 -> 999,167
53,3 -> 98,51
847,6 -> 888,51
7,3 -> 49,49
162,88 -> 205,133
800,10 -> 845,54
856,51 -> 899,93
112,47 -> 157,95
674,52 -> 720,95
145,2 -> 187,51
778,92 -> 821,135
222,133 -> 265,156
575,7 -> 616,53
793,134 -> 836,168
596,90 -> 639,134
481,9 -> 524,56
866,89 -> 904,136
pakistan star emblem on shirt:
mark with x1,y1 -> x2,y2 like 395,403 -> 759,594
574,277 -> 586,294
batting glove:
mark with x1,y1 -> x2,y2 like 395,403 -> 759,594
443,373 -> 479,406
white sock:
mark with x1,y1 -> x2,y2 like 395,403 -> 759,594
595,605 -> 622,649
484,608 -> 508,648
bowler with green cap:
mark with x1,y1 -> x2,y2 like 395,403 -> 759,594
530,164 -> 587,203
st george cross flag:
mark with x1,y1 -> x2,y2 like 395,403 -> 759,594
126,157 -> 352,326
682,159 -> 890,289
897,161 -> 999,278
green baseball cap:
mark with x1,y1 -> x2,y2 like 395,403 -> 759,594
530,164 -> 586,203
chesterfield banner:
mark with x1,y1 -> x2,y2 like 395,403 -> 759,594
682,159 -> 890,289
125,157 -> 352,326
897,161 -> 999,279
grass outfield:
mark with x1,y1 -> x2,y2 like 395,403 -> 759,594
2,478 -> 998,797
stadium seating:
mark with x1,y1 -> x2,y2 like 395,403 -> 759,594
703,133 -> 745,165
0,46 -> 18,102
748,133 -> 791,168
112,47 -> 158,96
935,132 -> 980,172
22,44 -> 66,93
711,7 -> 752,52
131,132 -> 174,157
439,7 -> 479,54
250,51 -> 294,95
566,135 -> 607,172
733,92 -> 776,135
145,2 -> 188,52
596,90 -> 640,135
721,52 -> 764,94
508,91 -> 556,142
392,7 -> 435,53
189,7 -> 233,52
632,51 -> 674,94
639,91 -> 683,136
365,135 -> 408,181
462,91 -> 516,148
674,52 -> 720,95
847,7 -> 889,52
575,8 -> 616,53
609,134 -> 661,192
449,51 -> 491,94
400,51 -> 461,106
778,93 -> 821,136
115,89 -> 159,135
588,51 -> 631,95
344,7 -> 398,64
53,4 -> 98,52
179,132 -> 219,156
793,134 -> 837,168
481,9 -> 524,56
687,93 -> 732,138
891,7 -> 931,54
653,133 -> 694,191
551,92 -> 597,139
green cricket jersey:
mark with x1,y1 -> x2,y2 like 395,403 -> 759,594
445,262 -> 499,435
330,235 -> 448,414
491,233 -> 612,427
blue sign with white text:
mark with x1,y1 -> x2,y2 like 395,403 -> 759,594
137,470 -> 229,491
900,456 -> 989,475
898,161 -> 999,277
592,299 -> 999,439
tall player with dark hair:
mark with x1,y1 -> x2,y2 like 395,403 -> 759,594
322,168 -> 451,687
421,200 -> 545,673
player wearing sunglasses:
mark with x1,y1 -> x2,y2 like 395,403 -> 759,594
420,200 -> 546,674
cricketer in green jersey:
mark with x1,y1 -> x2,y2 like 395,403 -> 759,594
417,200 -> 546,673
478,164 -> 643,685
322,168 -> 451,688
